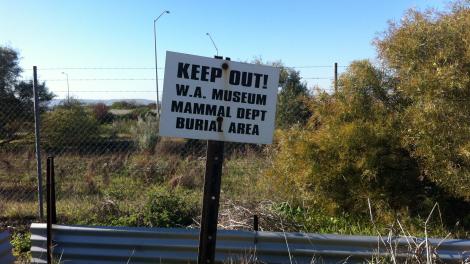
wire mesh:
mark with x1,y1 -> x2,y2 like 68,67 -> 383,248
0,80 -> 275,230
2,65 -> 336,231
0,99 -> 38,225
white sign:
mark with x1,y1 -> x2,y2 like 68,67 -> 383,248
159,51 -> 280,144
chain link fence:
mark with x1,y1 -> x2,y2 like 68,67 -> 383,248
1,64 -> 336,232
0,87 -> 273,230
0,98 -> 39,226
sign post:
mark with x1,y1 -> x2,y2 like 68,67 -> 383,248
197,56 -> 227,264
198,138 -> 224,263
159,51 -> 280,263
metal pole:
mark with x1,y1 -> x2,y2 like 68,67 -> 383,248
334,62 -> 338,93
50,157 -> 57,224
206,33 -> 219,57
66,75 -> 69,102
61,72 -> 69,103
153,21 -> 160,116
32,66 -> 44,221
46,157 -> 52,264
46,156 -> 57,264
197,56 -> 228,264
153,10 -> 169,117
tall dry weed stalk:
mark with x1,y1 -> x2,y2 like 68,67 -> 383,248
367,198 -> 458,264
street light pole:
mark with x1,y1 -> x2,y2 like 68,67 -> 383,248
61,72 -> 70,103
154,10 -> 170,117
206,33 -> 218,57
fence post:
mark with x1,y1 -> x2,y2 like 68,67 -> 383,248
334,62 -> 338,93
253,215 -> 259,245
50,157 -> 57,224
253,215 -> 259,231
46,156 -> 57,264
33,66 -> 44,221
46,157 -> 52,264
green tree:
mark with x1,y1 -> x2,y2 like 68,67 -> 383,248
250,58 -> 312,129
0,46 -> 54,145
276,68 -> 311,128
375,2 -> 470,200
0,47 -> 21,92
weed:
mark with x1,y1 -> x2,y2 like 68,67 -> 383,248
130,115 -> 159,154
140,186 -> 199,227
10,229 -> 31,261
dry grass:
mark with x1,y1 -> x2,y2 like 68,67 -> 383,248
1,146 -> 469,263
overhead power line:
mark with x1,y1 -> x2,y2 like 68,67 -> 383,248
23,67 -> 161,70
23,65 -> 348,71
27,78 -> 160,81
21,77 -> 332,81
53,90 -> 156,93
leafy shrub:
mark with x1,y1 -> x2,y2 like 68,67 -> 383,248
110,100 -> 139,109
268,31 -> 470,229
83,185 -> 198,228
266,61 -> 427,220
375,3 -> 470,200
131,107 -> 154,119
130,114 -> 159,153
92,103 -> 114,124
10,231 -> 31,256
42,101 -> 100,150
140,186 -> 198,227
147,102 -> 156,109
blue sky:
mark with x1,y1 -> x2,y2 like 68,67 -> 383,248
1,0 -> 447,100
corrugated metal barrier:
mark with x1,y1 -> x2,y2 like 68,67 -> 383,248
0,230 -> 15,264
30,223 -> 470,263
